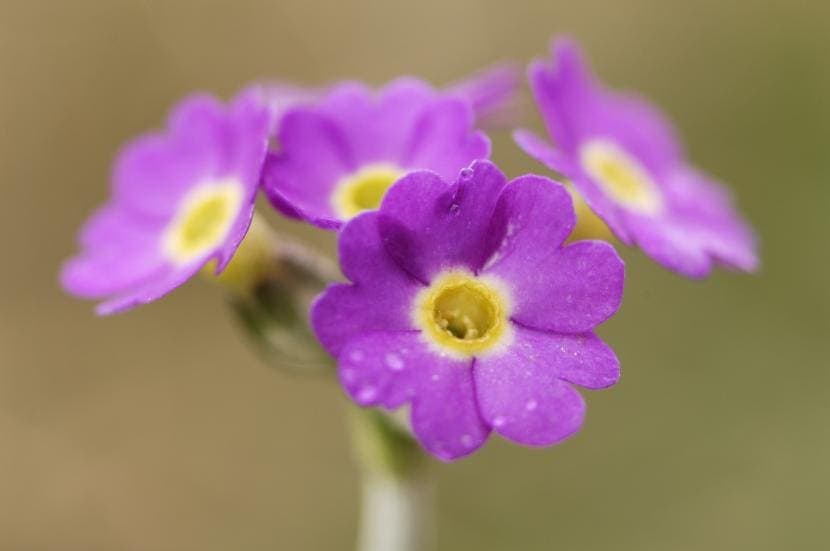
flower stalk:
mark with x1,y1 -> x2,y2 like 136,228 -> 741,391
215,220 -> 433,549
350,408 -> 433,551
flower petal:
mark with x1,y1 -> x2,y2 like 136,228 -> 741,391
482,174 -> 576,268
403,98 -> 490,181
76,204 -> 163,250
627,217 -> 712,278
311,213 -> 422,356
167,94 -> 232,165
262,108 -> 352,226
703,222 -> 758,274
338,212 -> 424,288
663,168 -> 758,273
337,331 -> 421,410
482,178 -> 624,333
61,206 -> 167,298
379,160 -> 507,282
473,325 -> 618,446
224,91 -> 272,185
513,240 -> 623,333
475,378 -> 585,447
511,326 -> 620,390
95,264 -> 197,316
628,214 -> 757,280
212,201 -> 257,271
618,168 -> 757,278
115,94 -> 266,220
321,79 -> 437,163
528,37 -> 598,153
512,128 -> 575,176
596,91 -> 684,178
113,133 -> 212,220
60,250 -> 167,300
312,283 -> 420,358
336,331 -> 490,461
410,354 -> 489,461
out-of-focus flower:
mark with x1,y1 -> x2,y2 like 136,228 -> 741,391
61,92 -> 270,314
312,161 -> 624,461
515,38 -> 758,278
446,62 -> 523,128
261,79 -> 491,229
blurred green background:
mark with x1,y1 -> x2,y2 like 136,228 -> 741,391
1,0 -> 828,549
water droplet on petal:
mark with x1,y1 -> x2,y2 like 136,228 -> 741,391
385,352 -> 405,371
357,386 -> 377,403
525,399 -> 538,411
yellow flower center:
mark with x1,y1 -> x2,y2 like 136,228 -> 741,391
331,164 -> 405,220
580,139 -> 663,215
414,270 -> 511,358
163,179 -> 244,265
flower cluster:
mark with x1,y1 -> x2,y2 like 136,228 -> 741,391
62,38 -> 757,460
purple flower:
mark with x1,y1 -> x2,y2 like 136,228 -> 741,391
261,78 -> 491,229
61,92 -> 270,315
311,160 -> 624,461
515,38 -> 758,278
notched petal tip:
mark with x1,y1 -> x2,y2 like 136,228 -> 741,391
168,93 -> 225,131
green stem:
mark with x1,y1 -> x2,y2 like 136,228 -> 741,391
218,219 -> 433,549
350,409 -> 433,551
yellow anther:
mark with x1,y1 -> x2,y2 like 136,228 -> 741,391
414,270 -> 512,358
